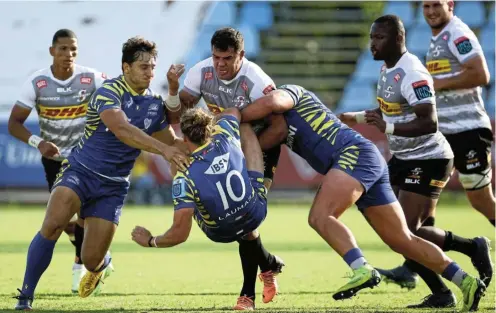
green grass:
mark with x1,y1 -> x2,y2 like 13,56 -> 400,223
0,201 -> 494,312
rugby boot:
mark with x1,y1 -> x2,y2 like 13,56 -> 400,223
470,237 -> 493,287
376,264 -> 419,290
233,296 -> 255,310
406,291 -> 457,308
259,255 -> 285,303
332,264 -> 381,300
460,275 -> 486,312
13,288 -> 33,311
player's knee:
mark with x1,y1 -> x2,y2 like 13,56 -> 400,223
82,252 -> 104,272
308,211 -> 330,230
459,169 -> 492,191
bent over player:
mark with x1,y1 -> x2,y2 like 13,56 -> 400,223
8,29 -> 109,292
14,36 -> 188,310
340,15 -> 492,309
132,108 -> 283,310
241,84 -> 486,312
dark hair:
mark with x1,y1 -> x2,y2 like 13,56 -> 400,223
121,36 -> 158,66
180,108 -> 214,146
374,14 -> 405,38
211,27 -> 244,53
52,29 -> 77,45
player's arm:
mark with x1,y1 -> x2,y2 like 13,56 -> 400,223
366,73 -> 438,137
257,114 -> 288,151
131,208 -> 194,248
166,63 -> 202,124
8,79 -> 60,158
152,125 -> 188,153
338,107 -> 381,127
241,90 -> 294,123
434,32 -> 490,90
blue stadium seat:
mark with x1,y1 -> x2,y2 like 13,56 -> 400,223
237,25 -> 260,58
485,84 -> 495,119
353,53 -> 384,82
239,2 -> 273,31
488,4 -> 495,26
407,25 -> 431,59
455,2 -> 485,28
383,1 -> 415,28
337,82 -> 377,113
480,26 -> 495,55
203,2 -> 235,27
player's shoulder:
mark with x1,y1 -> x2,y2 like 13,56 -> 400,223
74,64 -> 108,79
243,58 -> 270,78
401,53 -> 429,75
191,57 -> 214,71
447,16 -> 477,39
24,67 -> 51,83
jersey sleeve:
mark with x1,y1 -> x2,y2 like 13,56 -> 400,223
172,172 -> 197,210
155,99 -> 169,133
401,70 -> 436,106
89,83 -> 122,115
247,64 -> 276,102
278,84 -> 302,107
447,26 -> 484,64
93,71 -> 108,89
14,78 -> 36,110
214,114 -> 241,141
183,62 -> 203,98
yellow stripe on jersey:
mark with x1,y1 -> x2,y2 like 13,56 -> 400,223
207,103 -> 224,115
338,145 -> 360,170
378,97 -> 402,116
102,84 -> 122,97
426,59 -> 451,75
38,103 -> 87,119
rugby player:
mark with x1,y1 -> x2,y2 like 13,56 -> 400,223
240,83 -> 486,312
340,15 -> 493,308
166,27 -> 284,304
14,36 -> 189,310
132,108 -> 283,310
371,0 -> 496,299
8,29 -> 111,293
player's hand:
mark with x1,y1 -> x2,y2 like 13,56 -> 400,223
166,64 -> 186,91
131,226 -> 152,247
38,141 -> 60,158
337,113 -> 357,127
161,145 -> 190,171
365,111 -> 386,133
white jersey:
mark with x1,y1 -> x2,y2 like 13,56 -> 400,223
183,57 -> 275,114
15,64 -> 106,160
426,16 -> 491,134
377,52 -> 453,160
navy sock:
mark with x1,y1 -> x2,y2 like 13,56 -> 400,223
343,248 -> 367,270
441,262 -> 467,288
21,232 -> 57,297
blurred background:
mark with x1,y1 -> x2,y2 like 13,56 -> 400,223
0,0 -> 494,205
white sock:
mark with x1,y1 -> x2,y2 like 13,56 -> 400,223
350,257 -> 367,270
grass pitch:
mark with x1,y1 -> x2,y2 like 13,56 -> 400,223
0,198 -> 494,312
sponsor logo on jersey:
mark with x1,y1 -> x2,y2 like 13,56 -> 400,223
80,77 -> 92,85
36,80 -> 47,89
39,103 -> 87,119
287,125 -> 298,150
56,87 -> 72,93
241,81 -> 248,92
204,72 -> 213,80
384,86 -> 395,99
205,152 -> 229,175
431,45 -> 445,57
144,118 -> 152,130
454,36 -> 472,55
426,59 -> 451,75
412,80 -> 432,100
172,178 -> 186,198
219,86 -> 232,94
377,97 -> 402,115
394,73 -> 401,82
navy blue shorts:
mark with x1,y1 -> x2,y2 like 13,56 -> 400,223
53,159 -> 129,225
200,171 -> 267,243
332,142 -> 397,212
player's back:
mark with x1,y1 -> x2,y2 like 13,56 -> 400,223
71,75 -> 167,180
279,84 -> 369,174
175,116 -> 259,230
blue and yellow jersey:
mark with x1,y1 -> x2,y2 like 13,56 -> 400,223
71,75 -> 168,180
280,85 -> 369,174
172,115 -> 259,230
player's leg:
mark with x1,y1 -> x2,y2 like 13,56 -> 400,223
239,123 -> 284,304
42,156 -> 86,292
448,128 -> 495,225
365,201 -> 486,312
15,186 -> 81,310
78,217 -> 116,297
262,145 -> 281,191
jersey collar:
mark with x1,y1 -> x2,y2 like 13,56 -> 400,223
191,140 -> 213,156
